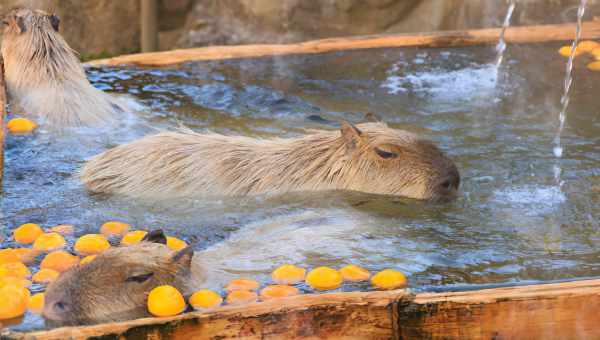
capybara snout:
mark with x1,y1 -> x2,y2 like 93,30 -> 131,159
81,122 -> 459,201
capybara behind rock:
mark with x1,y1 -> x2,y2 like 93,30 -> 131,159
1,8 -> 123,128
43,232 -> 201,325
81,122 -> 460,201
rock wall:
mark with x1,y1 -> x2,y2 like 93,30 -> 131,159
0,0 -> 140,58
177,0 -> 600,48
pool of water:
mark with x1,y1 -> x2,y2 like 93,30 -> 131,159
2,42 -> 600,330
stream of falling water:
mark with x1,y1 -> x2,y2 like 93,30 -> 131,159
495,0 -> 517,67
553,0 -> 588,186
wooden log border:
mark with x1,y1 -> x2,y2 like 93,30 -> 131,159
87,19 -> 600,67
5,279 -> 600,339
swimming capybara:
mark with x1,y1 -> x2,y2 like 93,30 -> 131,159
43,231 -> 202,325
1,8 -> 123,128
80,122 -> 460,201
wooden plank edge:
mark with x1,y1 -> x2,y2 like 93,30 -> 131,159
86,19 -> 600,67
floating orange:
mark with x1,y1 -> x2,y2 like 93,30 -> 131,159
13,223 -> 43,244
260,285 -> 300,300
340,264 -> 370,282
32,269 -> 60,284
32,233 -> 66,252
120,230 -> 148,246
306,267 -> 343,290
271,264 -> 306,285
371,269 -> 407,290
40,251 -> 79,273
74,234 -> 110,255
166,236 -> 188,251
100,221 -> 130,237
28,293 -> 45,314
0,284 -> 29,319
7,118 -> 37,135
147,285 -> 186,317
226,290 -> 258,305
225,278 -> 260,292
189,290 -> 223,310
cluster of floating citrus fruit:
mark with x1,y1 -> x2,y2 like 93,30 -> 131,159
147,264 -> 407,317
558,40 -> 600,71
0,221 -> 188,320
0,221 -> 408,321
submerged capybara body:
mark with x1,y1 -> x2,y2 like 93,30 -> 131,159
1,8 -> 122,128
81,122 -> 460,201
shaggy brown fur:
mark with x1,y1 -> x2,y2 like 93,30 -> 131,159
1,8 -> 122,128
43,232 -> 201,325
81,122 -> 459,201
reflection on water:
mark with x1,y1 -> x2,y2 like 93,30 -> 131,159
2,43 -> 600,330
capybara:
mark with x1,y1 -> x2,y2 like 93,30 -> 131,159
1,8 -> 123,128
43,231 -> 203,325
80,122 -> 460,201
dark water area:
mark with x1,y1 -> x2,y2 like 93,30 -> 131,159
2,43 -> 600,330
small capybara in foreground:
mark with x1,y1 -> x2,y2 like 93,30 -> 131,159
81,122 -> 460,201
44,231 -> 203,325
1,8 -> 123,128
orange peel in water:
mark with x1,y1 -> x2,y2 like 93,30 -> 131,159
120,230 -> 148,246
587,61 -> 600,71
0,249 -> 21,265
260,285 -> 300,300
28,293 -> 45,314
147,285 -> 186,317
577,40 -> 600,53
100,221 -> 130,237
305,267 -> 343,290
166,236 -> 188,251
74,234 -> 110,255
13,223 -> 43,244
32,268 -> 60,284
6,118 -> 37,135
340,264 -> 371,282
80,255 -> 97,266
49,224 -> 74,235
13,248 -> 39,265
0,262 -> 31,279
40,251 -> 79,273
371,269 -> 407,290
189,290 -> 223,310
226,290 -> 258,305
225,278 -> 260,292
0,284 -> 29,319
271,264 -> 306,285
32,233 -> 66,252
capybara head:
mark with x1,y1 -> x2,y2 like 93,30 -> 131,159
337,121 -> 459,201
43,231 -> 195,326
2,8 -> 60,39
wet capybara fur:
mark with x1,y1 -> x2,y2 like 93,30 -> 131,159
1,8 -> 123,128
81,122 -> 460,201
43,231 -> 201,325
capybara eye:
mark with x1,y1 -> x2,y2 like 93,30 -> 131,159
374,147 -> 397,159
441,180 -> 451,189
126,272 -> 154,283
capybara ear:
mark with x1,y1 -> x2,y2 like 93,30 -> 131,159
16,15 -> 26,33
340,121 -> 366,153
49,14 -> 60,32
142,230 -> 167,245
364,112 -> 381,123
171,246 -> 194,269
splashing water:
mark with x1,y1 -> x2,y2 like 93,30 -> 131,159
495,0 -> 517,68
553,0 -> 587,186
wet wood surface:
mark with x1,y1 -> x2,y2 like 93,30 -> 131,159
6,279 -> 600,339
87,19 -> 600,67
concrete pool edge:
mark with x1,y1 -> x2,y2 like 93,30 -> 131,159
4,278 -> 600,339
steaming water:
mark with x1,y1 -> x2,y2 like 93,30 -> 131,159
2,43 -> 600,331
553,0 -> 588,188
495,0 -> 517,68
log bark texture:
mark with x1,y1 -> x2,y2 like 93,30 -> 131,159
5,279 -> 600,339
87,19 -> 600,67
